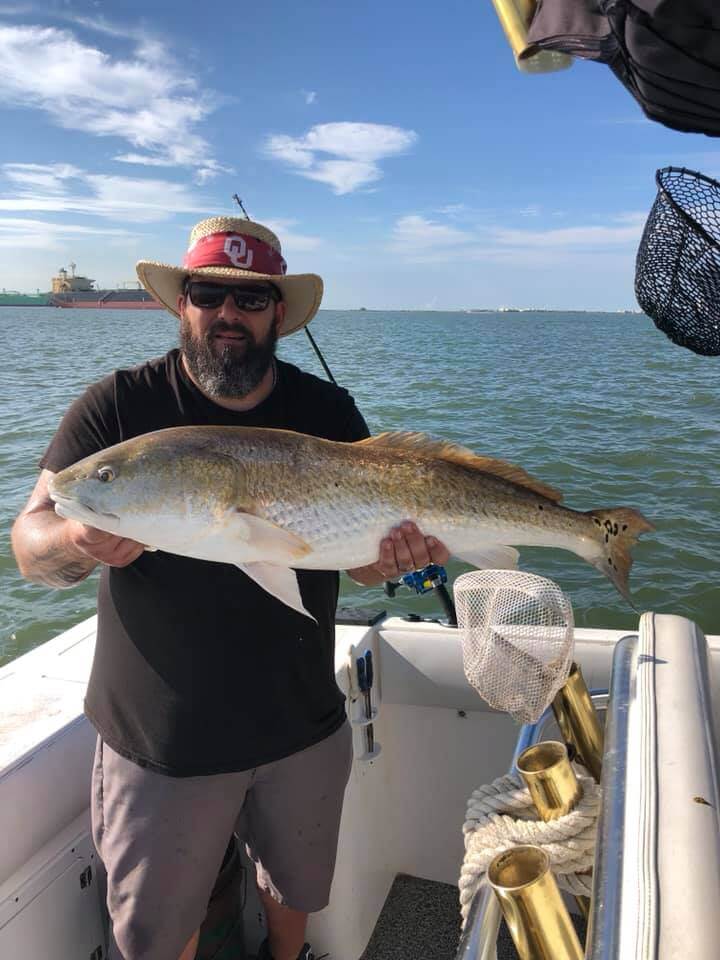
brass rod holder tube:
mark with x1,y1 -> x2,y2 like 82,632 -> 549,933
489,0 -> 573,72
489,0 -> 535,61
552,662 -> 604,783
488,846 -> 583,960
517,741 -> 590,920
517,741 -> 582,821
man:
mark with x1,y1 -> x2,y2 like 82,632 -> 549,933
11,216 -> 449,960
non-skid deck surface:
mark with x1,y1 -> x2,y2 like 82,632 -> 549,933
359,873 -> 586,960
360,874 -> 461,960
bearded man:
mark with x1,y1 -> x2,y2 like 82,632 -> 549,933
11,217 -> 449,960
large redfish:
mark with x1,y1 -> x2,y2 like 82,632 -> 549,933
48,427 -> 654,619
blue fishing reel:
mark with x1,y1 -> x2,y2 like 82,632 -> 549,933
398,563 -> 448,595
384,563 -> 457,625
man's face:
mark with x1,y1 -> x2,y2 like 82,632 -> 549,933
178,279 -> 286,400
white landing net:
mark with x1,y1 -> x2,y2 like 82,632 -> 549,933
453,570 -> 574,723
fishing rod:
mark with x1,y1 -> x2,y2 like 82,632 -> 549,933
232,194 -> 337,385
231,194 -> 251,220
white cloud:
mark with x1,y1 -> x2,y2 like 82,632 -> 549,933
0,163 -> 209,222
0,216 -> 133,248
85,174 -> 207,221
0,24 -> 227,181
265,135 -> 315,171
389,214 -> 473,251
301,123 -> 415,162
113,154 -> 177,168
3,162 -> 82,193
263,218 -> 322,252
265,122 -> 418,194
386,211 -> 647,265
494,216 -> 645,248
303,159 -> 382,194
303,90 -> 317,105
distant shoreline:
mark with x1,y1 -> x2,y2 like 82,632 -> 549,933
319,307 -> 644,315
0,303 -> 644,315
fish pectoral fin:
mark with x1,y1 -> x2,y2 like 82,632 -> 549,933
237,562 -> 317,622
455,545 -> 520,570
231,511 -> 311,563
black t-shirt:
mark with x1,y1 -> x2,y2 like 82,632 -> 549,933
40,350 -> 370,775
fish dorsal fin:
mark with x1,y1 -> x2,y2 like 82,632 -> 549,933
356,432 -> 562,502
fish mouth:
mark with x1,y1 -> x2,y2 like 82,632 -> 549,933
51,493 -> 119,522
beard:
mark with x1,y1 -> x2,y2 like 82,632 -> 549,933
180,313 -> 278,400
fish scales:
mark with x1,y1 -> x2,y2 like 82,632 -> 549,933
241,437 -> 517,566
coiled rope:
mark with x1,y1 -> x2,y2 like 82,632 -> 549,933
459,768 -> 601,925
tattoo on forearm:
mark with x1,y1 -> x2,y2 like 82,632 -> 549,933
30,542 -> 96,588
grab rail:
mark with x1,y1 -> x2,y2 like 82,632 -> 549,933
589,615 -> 720,960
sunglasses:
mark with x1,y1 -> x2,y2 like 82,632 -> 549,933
186,281 -> 280,311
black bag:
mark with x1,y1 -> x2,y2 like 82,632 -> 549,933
526,1 -> 720,137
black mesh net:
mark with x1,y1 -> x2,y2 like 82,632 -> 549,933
635,167 -> 720,357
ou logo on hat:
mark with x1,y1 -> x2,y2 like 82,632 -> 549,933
224,235 -> 254,268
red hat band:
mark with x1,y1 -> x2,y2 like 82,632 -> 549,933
183,231 -> 287,276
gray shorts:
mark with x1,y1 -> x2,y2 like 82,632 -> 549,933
91,723 -> 352,960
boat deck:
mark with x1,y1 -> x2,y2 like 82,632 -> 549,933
2,615 -> 719,959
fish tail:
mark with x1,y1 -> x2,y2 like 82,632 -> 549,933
584,507 -> 655,605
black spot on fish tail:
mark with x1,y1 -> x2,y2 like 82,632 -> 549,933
585,507 -> 655,606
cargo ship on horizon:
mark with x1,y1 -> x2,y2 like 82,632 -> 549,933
49,263 -> 163,309
0,263 -> 164,309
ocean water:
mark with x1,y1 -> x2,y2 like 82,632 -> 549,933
1,306 -> 718,667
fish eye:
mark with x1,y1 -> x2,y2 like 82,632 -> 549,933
97,466 -> 115,483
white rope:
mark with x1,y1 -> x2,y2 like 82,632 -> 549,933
459,766 -> 601,925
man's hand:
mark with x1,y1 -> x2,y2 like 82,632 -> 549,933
66,520 -> 146,567
346,521 -> 451,587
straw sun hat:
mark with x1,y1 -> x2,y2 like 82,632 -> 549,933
136,216 -> 323,337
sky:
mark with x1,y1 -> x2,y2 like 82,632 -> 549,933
0,1 -> 717,310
